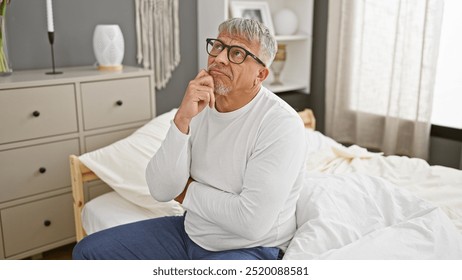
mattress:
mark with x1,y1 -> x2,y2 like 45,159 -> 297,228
82,191 -> 180,235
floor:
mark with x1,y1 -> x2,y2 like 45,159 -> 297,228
24,243 -> 75,260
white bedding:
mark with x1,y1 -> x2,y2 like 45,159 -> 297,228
79,109 -> 184,217
304,132 -> 462,233
79,109 -> 462,259
284,173 -> 462,259
82,191 -> 163,235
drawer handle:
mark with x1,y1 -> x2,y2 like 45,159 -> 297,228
116,100 -> 123,106
39,167 -> 47,174
44,220 -> 52,227
32,110 -> 41,117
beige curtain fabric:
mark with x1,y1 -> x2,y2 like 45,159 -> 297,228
325,0 -> 444,159
135,0 -> 180,90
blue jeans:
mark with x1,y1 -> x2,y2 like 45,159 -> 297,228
72,215 -> 280,260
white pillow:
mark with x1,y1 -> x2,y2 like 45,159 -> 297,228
79,109 -> 184,216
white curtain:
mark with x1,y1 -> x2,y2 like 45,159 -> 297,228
325,0 -> 444,159
135,0 -> 180,90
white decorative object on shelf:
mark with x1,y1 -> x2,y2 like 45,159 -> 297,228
274,8 -> 298,35
93,24 -> 125,71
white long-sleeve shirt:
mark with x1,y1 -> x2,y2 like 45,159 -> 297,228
146,87 -> 306,251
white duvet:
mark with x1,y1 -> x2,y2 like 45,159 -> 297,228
303,131 -> 462,234
80,109 -> 462,259
284,173 -> 462,259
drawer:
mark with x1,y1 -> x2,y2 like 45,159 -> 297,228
81,77 -> 152,130
0,84 -> 78,144
1,193 -> 75,258
0,139 -> 80,203
84,128 -> 137,152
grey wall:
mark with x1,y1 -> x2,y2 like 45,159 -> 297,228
6,0 -> 197,115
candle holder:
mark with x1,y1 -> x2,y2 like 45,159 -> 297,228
46,31 -> 62,75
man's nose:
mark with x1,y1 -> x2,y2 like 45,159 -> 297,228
214,48 -> 229,64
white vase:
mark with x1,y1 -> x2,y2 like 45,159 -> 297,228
93,24 -> 124,71
271,44 -> 286,85
273,9 -> 298,36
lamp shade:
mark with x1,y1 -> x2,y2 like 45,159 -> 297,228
93,24 -> 124,71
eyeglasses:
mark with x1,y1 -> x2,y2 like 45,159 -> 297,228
206,38 -> 266,67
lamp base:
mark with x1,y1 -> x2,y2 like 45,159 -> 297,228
270,60 -> 285,86
97,65 -> 123,71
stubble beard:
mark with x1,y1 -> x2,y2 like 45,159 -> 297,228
213,81 -> 231,96
208,63 -> 231,96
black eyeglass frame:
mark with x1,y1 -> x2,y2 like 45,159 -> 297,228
206,38 -> 266,67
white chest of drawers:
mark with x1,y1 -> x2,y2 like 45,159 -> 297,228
0,66 -> 155,259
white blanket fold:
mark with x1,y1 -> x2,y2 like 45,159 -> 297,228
284,173 -> 462,259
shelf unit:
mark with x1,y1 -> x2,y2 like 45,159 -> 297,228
197,0 -> 314,94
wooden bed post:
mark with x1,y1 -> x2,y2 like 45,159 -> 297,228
69,155 -> 86,242
299,108 -> 316,130
69,155 -> 98,242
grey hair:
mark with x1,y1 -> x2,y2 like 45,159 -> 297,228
218,18 -> 277,67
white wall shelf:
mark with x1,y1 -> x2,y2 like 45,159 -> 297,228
275,34 -> 310,42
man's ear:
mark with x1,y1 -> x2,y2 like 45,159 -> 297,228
257,67 -> 269,82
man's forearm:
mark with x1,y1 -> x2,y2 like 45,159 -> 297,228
146,123 -> 191,202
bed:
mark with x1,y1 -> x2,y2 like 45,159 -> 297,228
70,108 -> 462,259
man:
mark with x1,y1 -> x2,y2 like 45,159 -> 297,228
73,18 -> 306,260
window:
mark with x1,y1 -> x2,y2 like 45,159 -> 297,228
431,0 -> 462,129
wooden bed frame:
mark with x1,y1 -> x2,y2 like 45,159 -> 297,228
69,109 -> 316,242
69,155 -> 98,242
